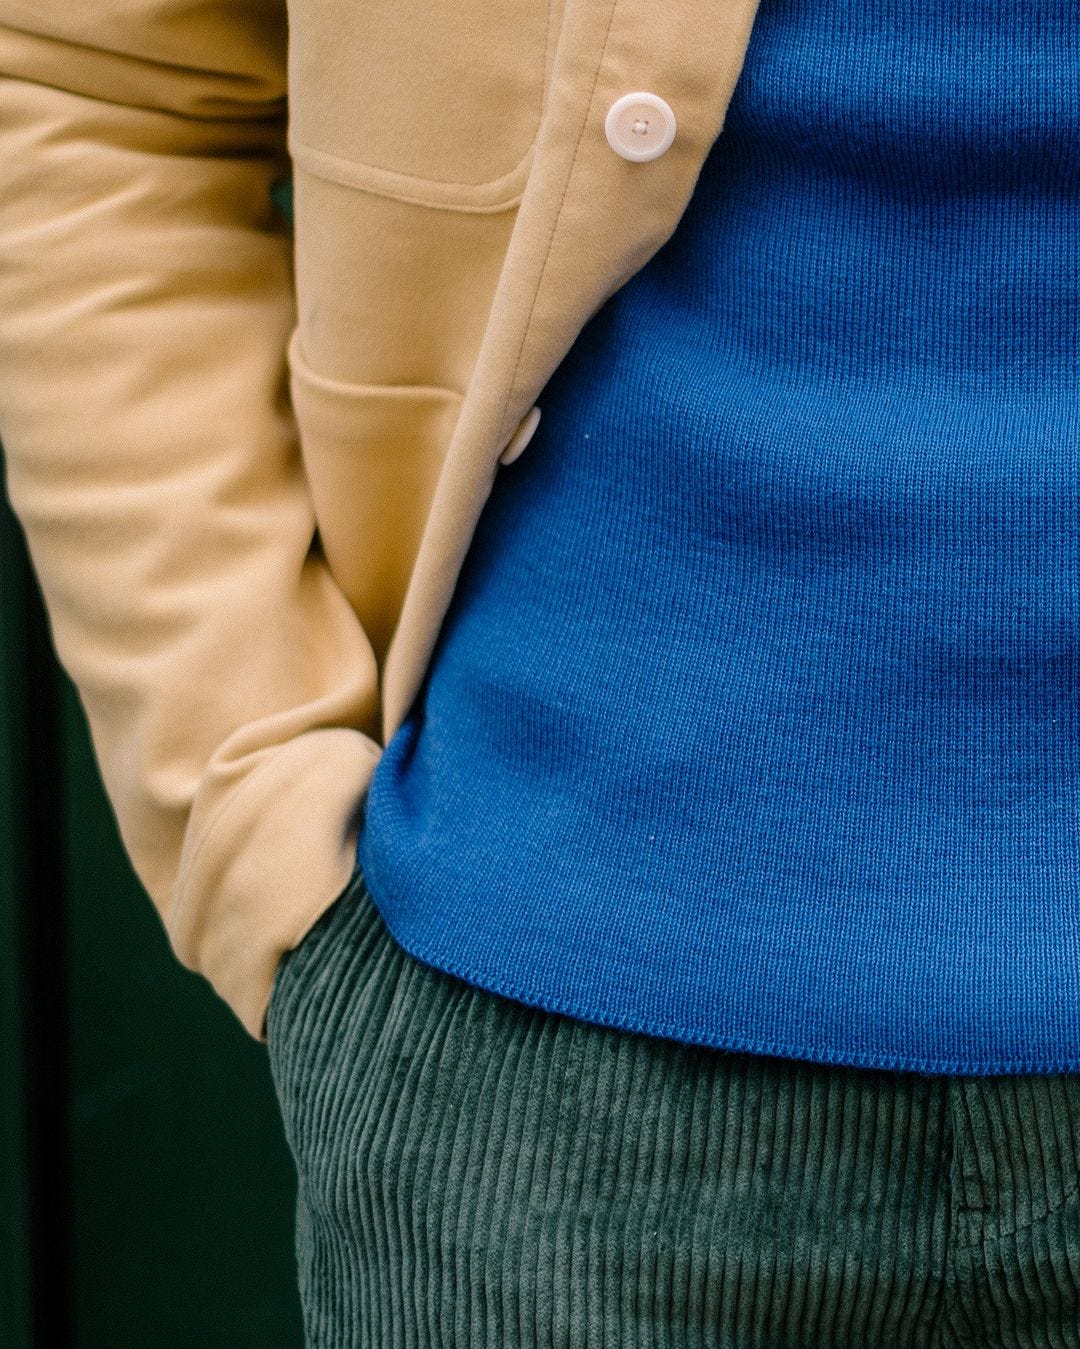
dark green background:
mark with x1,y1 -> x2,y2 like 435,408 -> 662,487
1,476 -> 305,1345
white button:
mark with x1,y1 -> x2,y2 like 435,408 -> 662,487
498,405 -> 541,465
604,91 -> 676,162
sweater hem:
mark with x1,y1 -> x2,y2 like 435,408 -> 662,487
355,866 -> 1080,1080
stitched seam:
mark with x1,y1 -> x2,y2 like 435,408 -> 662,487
952,1170 -> 1080,1255
495,0 -> 622,447
288,0 -> 551,199
355,875 -> 1068,1076
288,134 -> 533,212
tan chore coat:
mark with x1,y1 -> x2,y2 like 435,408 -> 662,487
0,0 -> 761,1040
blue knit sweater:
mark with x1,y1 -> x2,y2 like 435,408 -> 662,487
355,0 -> 1080,1075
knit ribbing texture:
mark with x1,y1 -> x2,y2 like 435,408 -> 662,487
356,0 -> 1080,1074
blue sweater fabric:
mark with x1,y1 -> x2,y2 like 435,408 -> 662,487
355,0 -> 1080,1076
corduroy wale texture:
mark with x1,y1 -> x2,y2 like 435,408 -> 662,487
267,861 -> 1080,1349
356,0 -> 1080,1078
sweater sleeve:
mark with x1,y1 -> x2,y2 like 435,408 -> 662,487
0,1 -> 384,1042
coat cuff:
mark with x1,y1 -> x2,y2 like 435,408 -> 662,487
165,727 -> 382,1042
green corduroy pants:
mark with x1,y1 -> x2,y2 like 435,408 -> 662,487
266,861 -> 1080,1348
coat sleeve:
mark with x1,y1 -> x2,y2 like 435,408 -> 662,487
0,1 -> 385,1042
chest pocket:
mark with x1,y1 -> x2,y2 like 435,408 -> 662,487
286,0 -> 557,211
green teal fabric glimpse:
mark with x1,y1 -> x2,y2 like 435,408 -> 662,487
270,174 -> 293,230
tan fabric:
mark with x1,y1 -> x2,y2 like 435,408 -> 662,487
0,0 -> 761,1041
